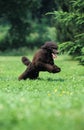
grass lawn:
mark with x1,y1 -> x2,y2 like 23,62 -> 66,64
0,55 -> 84,130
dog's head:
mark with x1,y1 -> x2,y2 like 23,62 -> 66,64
41,41 -> 59,58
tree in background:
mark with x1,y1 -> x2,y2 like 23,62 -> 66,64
0,0 -> 42,49
52,0 -> 84,64
0,0 -> 84,64
0,0 -> 57,50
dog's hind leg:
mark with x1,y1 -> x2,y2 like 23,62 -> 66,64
18,63 -> 39,80
21,56 -> 31,66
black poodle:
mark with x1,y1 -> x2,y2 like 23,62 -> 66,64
18,41 -> 61,80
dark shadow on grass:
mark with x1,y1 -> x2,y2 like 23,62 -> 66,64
37,77 -> 65,82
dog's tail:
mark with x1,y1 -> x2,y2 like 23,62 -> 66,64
21,56 -> 31,66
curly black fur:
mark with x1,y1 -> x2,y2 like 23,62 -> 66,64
18,41 -> 61,80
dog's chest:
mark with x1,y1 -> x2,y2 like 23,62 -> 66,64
45,53 -> 54,64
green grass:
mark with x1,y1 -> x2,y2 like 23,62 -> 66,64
0,55 -> 84,130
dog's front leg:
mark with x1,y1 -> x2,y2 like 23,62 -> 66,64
35,62 -> 61,73
52,65 -> 61,73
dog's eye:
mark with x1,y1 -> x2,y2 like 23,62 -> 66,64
53,47 -> 58,50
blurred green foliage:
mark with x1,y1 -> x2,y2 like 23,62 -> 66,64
0,0 -> 84,64
0,0 -> 57,50
52,0 -> 84,64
